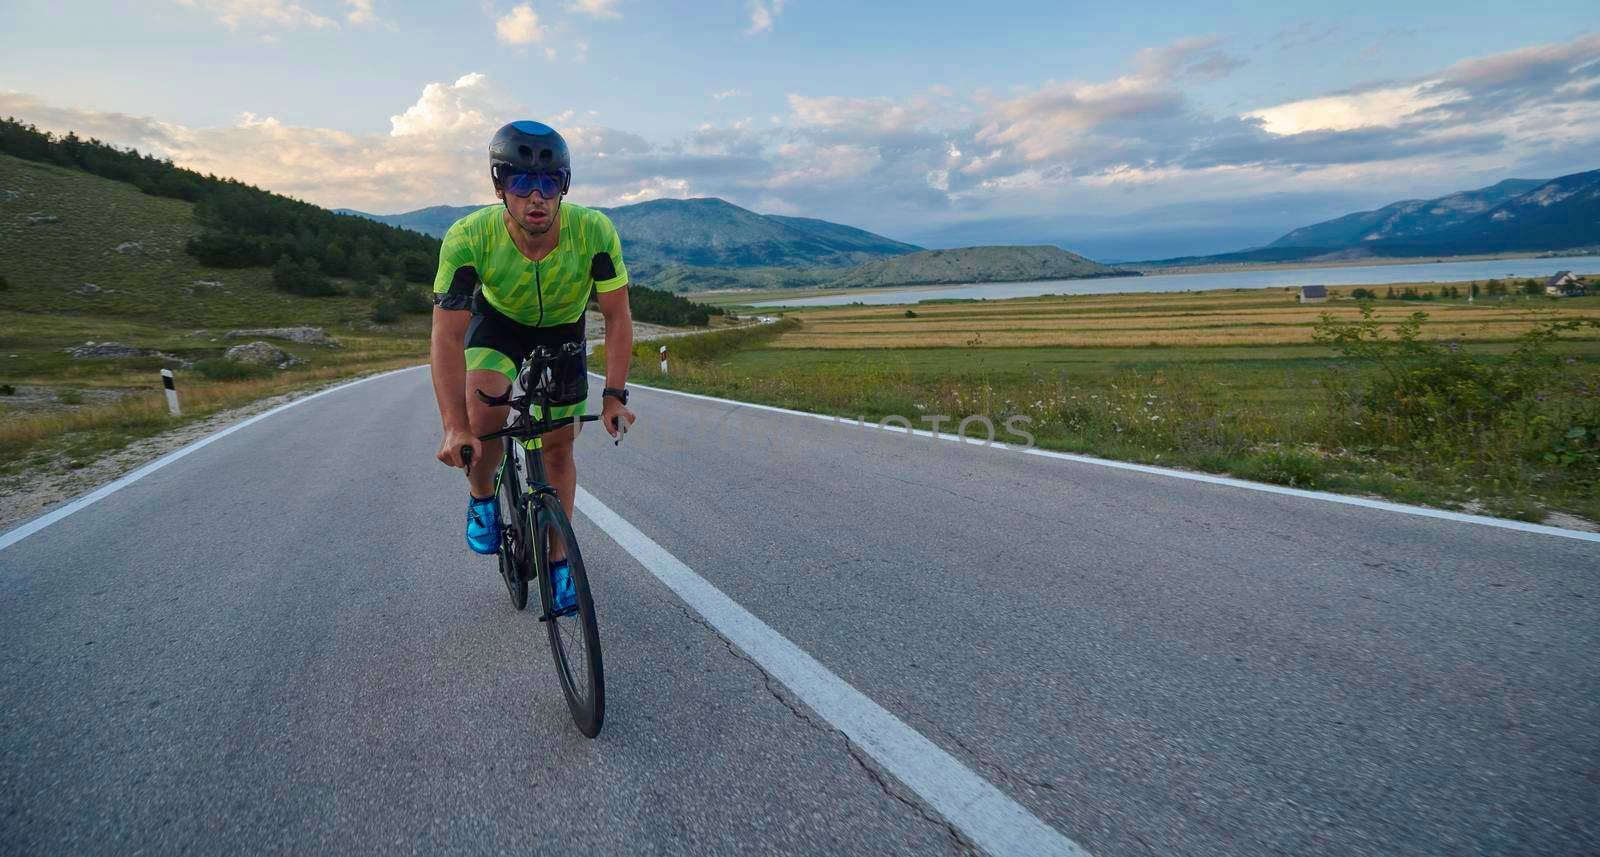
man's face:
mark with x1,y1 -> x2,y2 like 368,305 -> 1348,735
498,178 -> 561,235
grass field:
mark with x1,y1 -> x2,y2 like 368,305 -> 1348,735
772,287 -> 1600,348
612,287 -> 1600,526
0,153 -> 432,481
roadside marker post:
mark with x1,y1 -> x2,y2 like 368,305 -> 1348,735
659,345 -> 668,376
161,369 -> 180,415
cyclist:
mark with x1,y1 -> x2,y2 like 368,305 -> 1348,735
430,120 -> 636,606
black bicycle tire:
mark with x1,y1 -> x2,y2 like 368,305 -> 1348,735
535,493 -> 605,737
497,439 -> 529,610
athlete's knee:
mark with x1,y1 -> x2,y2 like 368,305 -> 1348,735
542,427 -> 576,459
468,401 -> 507,435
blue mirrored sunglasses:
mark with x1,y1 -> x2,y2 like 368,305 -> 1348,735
501,170 -> 567,199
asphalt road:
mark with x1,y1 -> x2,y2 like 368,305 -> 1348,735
2,366 -> 1596,856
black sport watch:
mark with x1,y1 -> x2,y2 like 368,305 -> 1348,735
602,386 -> 628,405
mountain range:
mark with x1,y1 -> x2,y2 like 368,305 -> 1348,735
341,166 -> 1600,281
337,197 -> 921,273
1146,168 -> 1600,265
827,246 -> 1127,289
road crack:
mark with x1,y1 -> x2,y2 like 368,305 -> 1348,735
660,596 -> 976,854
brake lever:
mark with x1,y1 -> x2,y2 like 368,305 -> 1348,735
613,417 -> 628,446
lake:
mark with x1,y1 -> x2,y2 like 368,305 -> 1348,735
750,255 -> 1600,308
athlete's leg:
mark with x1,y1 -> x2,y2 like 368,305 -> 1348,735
465,368 -> 512,498
540,422 -> 578,563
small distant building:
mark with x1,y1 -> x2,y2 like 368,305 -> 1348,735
1544,271 -> 1588,297
1298,285 -> 1328,303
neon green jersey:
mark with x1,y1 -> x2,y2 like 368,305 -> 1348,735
431,202 -> 629,327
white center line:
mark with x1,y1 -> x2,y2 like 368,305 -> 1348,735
575,485 -> 1095,857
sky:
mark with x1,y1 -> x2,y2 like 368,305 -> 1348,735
2,1 -> 1597,260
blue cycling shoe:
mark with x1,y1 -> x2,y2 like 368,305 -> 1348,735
549,557 -> 576,611
466,495 -> 500,555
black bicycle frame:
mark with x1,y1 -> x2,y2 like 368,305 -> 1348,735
468,344 -> 599,505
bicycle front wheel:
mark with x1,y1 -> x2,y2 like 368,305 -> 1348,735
497,439 -> 529,610
534,492 -> 605,738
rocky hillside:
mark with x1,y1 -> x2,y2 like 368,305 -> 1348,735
1398,169 -> 1600,254
824,245 -> 1132,289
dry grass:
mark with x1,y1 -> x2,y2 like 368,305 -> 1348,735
0,353 -> 424,474
777,286 -> 1600,349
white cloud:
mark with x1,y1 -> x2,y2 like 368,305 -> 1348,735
176,0 -> 337,30
1245,84 -> 1452,135
568,0 -> 620,19
495,4 -> 545,45
388,73 -> 497,138
746,0 -> 783,34
612,177 -> 690,204
343,0 -> 379,25
786,94 -> 940,139
712,89 -> 744,101
5,33 -> 1596,244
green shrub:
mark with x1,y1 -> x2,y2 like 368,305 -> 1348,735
0,383 -> 14,395
629,284 -> 723,326
1350,288 -> 1376,300
0,272 -> 10,291
905,309 -> 919,318
1237,447 -> 1327,488
193,357 -> 271,380
372,302 -> 402,324
395,286 -> 432,314
1314,306 -> 1599,491
56,389 -> 85,405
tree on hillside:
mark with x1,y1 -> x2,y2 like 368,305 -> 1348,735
272,256 -> 337,297
1,117 -> 441,282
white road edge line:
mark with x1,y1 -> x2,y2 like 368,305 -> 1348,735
593,372 -> 1600,545
574,486 -> 1094,857
0,366 -> 426,552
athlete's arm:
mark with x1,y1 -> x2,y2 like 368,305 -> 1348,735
431,220 -> 482,469
596,286 -> 636,437
430,307 -> 480,469
591,215 -> 635,437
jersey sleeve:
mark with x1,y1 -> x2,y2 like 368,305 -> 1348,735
432,220 -> 479,310
590,213 -> 629,293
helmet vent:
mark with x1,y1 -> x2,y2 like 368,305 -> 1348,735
539,148 -> 553,162
518,145 -> 533,158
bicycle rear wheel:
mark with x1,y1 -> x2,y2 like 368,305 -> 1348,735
496,440 -> 529,610
534,492 -> 604,737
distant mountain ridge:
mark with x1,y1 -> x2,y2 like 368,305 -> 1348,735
337,197 -> 921,272
1267,179 -> 1546,249
825,245 -> 1132,289
1144,168 -> 1600,266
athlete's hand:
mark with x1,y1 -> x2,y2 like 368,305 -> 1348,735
600,398 -> 635,438
438,427 -> 482,470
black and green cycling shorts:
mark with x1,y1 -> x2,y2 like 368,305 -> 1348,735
465,300 -> 588,422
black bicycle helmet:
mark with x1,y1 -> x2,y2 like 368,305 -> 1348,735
489,120 -> 571,193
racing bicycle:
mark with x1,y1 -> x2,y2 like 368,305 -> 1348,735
462,341 -> 613,738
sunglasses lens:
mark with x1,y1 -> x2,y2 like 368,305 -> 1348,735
503,171 -> 563,199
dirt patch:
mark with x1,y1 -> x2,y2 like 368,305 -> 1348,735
0,385 -> 138,413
